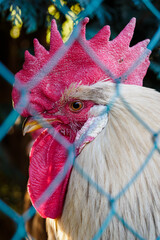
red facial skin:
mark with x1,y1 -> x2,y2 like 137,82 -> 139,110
28,100 -> 94,219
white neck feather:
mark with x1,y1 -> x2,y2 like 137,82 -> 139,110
47,83 -> 160,240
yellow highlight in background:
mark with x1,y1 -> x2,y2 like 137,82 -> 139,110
10,26 -> 21,39
48,5 -> 56,15
71,3 -> 81,15
48,5 -> 60,19
46,27 -> 51,44
10,5 -> 23,39
62,14 -> 74,43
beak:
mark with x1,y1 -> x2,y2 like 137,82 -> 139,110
23,117 -> 62,136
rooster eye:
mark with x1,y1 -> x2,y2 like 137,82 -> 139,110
70,101 -> 83,112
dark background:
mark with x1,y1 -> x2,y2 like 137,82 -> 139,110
0,0 -> 160,239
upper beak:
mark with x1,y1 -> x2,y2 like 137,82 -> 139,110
23,117 -> 62,136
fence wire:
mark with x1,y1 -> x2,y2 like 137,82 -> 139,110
0,0 -> 160,239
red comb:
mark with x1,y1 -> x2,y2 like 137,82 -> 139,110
12,17 -> 151,117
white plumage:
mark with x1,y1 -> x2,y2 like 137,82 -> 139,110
46,82 -> 160,240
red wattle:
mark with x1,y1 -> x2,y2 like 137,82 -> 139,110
28,129 -> 73,219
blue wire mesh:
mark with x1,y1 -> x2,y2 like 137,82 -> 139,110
0,0 -> 160,239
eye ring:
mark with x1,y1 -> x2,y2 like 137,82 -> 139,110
69,100 -> 84,112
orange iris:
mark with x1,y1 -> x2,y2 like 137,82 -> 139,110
70,101 -> 84,112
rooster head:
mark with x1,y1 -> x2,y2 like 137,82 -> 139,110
12,18 -> 151,219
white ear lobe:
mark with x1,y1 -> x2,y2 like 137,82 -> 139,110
75,109 -> 108,154
88,105 -> 108,118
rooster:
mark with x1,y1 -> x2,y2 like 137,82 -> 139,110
12,18 -> 160,240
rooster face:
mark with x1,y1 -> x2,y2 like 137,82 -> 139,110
23,89 -> 107,219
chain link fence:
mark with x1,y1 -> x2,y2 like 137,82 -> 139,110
0,0 -> 160,239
